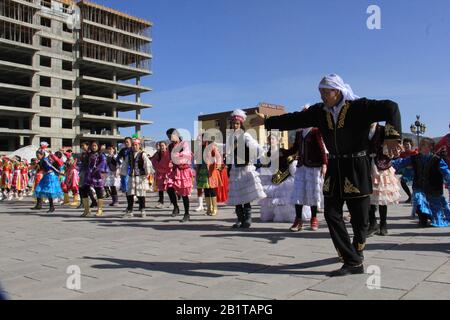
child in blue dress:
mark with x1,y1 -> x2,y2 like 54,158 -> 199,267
393,138 -> 450,227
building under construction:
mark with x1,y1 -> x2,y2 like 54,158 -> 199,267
0,0 -> 152,152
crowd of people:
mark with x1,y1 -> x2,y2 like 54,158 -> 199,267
1,74 -> 449,277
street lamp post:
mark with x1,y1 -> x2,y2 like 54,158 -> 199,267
410,115 -> 426,148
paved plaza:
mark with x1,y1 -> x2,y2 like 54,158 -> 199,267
0,192 -> 449,300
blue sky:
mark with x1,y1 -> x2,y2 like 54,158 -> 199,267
96,0 -> 450,140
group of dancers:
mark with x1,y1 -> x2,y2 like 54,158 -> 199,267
1,74 -> 450,277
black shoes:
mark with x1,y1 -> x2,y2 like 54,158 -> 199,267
171,206 -> 180,217
367,222 -> 379,237
232,208 -> 244,228
180,214 -> 190,223
328,264 -> 365,277
377,225 -> 388,236
47,207 -> 55,213
241,207 -> 252,229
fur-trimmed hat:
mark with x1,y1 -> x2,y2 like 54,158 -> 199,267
230,109 -> 247,124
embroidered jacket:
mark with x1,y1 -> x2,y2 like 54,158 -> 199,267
265,98 -> 402,199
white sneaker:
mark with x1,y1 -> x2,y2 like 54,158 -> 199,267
122,211 -> 134,218
195,206 -> 205,212
140,210 -> 146,218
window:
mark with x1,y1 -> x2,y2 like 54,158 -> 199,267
62,60 -> 72,71
40,56 -> 51,67
40,17 -> 51,28
62,119 -> 72,129
40,117 -> 51,128
62,42 -> 72,52
63,23 -> 73,33
62,99 -> 72,110
41,37 -> 51,47
62,139 -> 72,147
62,80 -> 72,90
40,137 -> 51,148
40,76 -> 51,87
41,1 -> 51,9
40,96 -> 51,108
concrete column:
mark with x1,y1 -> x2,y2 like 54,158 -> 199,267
111,70 -> 118,135
135,76 -> 142,137
73,29 -> 81,153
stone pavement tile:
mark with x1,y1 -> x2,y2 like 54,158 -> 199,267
425,261 -> 450,284
308,273 -> 369,296
368,253 -> 448,272
347,286 -> 407,300
288,289 -> 347,300
362,261 -> 430,291
74,284 -> 152,300
401,281 -> 450,300
239,275 -> 321,300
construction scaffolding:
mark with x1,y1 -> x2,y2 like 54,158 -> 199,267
82,23 -> 150,53
79,1 -> 151,38
80,41 -> 151,70
0,0 -> 38,24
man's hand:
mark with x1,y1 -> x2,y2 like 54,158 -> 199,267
383,139 -> 403,159
250,111 -> 266,127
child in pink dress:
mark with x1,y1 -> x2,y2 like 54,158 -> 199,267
150,141 -> 173,209
166,128 -> 193,222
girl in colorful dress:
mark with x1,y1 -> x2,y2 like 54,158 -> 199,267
27,158 -> 38,196
196,133 -> 223,216
150,141 -> 172,209
32,149 -> 64,213
393,138 -> 450,228
1,157 -> 13,201
226,109 -> 266,229
121,138 -> 152,218
288,125 -> 328,232
368,123 -> 401,236
11,156 -> 26,200
166,128 -> 194,222
216,154 -> 229,205
80,141 -> 107,217
62,151 -> 80,207
105,146 -> 121,207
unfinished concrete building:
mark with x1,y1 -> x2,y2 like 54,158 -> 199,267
0,0 -> 152,153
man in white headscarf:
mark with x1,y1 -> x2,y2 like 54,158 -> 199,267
251,74 -> 403,277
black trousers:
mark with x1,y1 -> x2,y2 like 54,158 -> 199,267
324,195 -> 370,266
81,186 -> 104,199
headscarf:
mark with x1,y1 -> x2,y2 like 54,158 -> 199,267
318,74 -> 360,101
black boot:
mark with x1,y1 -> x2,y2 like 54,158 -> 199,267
47,198 -> 55,213
377,205 -> 388,236
180,196 -> 190,222
171,206 -> 180,217
241,205 -> 252,229
367,205 -> 379,237
232,206 -> 244,228
31,198 -> 43,210
418,212 -> 428,228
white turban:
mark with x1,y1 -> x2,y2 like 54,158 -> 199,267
319,74 -> 360,101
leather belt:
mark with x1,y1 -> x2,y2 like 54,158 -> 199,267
328,150 -> 367,160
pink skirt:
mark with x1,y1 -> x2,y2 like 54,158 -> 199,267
370,164 -> 401,205
168,167 -> 193,197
